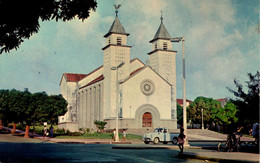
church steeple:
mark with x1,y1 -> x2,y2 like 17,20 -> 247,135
150,14 -> 171,43
104,5 -> 129,38
148,13 -> 177,121
102,4 -> 132,119
104,17 -> 129,38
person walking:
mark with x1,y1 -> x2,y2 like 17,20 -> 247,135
178,128 -> 186,153
49,125 -> 54,138
123,129 -> 126,141
112,129 -> 116,141
43,125 -> 47,138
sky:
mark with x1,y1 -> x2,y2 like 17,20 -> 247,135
0,0 -> 259,101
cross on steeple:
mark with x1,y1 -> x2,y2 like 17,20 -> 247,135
160,10 -> 163,23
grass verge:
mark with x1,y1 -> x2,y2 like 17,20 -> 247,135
55,133 -> 143,140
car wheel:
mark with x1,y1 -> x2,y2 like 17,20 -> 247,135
172,137 -> 178,145
144,141 -> 149,144
153,137 -> 159,144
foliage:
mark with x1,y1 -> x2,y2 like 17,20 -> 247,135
211,101 -> 238,126
0,0 -> 97,54
187,96 -> 222,124
0,89 -> 67,125
227,71 -> 259,125
187,96 -> 238,127
55,128 -> 69,135
177,103 -> 183,124
94,120 -> 107,133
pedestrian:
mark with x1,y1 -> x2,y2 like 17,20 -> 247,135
43,125 -> 47,138
123,129 -> 126,141
49,125 -> 54,138
112,129 -> 116,141
178,128 -> 186,153
252,123 -> 259,145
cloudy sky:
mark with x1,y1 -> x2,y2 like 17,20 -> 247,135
0,0 -> 259,101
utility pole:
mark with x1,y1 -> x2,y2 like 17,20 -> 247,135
111,62 -> 124,142
171,36 -> 189,145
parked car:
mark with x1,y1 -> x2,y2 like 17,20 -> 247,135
143,127 -> 179,144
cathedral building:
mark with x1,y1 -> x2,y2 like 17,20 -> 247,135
59,10 -> 178,132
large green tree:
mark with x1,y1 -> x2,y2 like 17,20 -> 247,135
0,0 -> 97,54
227,71 -> 259,125
187,96 -> 222,125
211,101 -> 238,126
188,96 -> 239,130
0,89 -> 67,137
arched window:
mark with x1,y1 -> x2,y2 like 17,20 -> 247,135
142,112 -> 152,127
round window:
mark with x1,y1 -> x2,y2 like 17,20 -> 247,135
141,80 -> 155,95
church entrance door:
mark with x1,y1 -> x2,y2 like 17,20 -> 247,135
142,112 -> 152,127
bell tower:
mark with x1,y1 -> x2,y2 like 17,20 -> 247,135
102,5 -> 131,118
148,14 -> 177,120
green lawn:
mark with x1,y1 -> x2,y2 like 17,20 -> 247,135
55,133 -> 143,140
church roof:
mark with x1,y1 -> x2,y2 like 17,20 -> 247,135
177,99 -> 193,106
80,75 -> 104,89
64,73 -> 88,82
150,20 -> 171,43
104,16 -> 129,37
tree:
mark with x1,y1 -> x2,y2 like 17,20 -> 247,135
0,0 -> 97,54
177,103 -> 183,125
227,71 -> 260,125
30,92 -> 67,124
44,94 -> 68,124
0,89 -> 11,128
187,96 -> 222,125
211,101 -> 238,126
0,89 -> 67,137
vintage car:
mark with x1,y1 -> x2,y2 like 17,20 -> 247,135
143,127 -> 179,144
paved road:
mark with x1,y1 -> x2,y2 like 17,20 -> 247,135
0,142 -> 213,163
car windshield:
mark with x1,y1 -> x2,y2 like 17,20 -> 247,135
154,128 -> 163,133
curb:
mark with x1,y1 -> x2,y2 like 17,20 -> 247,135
112,145 -> 202,150
179,152 -> 259,163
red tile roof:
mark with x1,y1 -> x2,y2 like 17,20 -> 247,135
177,99 -> 192,105
215,98 -> 228,102
80,75 -> 104,89
64,73 -> 88,82
130,66 -> 145,76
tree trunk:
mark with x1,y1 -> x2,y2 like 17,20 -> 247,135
12,123 -> 16,134
24,125 -> 30,138
0,119 -> 2,130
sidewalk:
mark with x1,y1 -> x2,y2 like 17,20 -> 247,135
179,151 -> 259,163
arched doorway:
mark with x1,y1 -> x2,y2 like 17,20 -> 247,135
142,112 -> 152,127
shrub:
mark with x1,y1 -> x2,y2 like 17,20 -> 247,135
94,120 -> 107,133
68,132 -> 83,136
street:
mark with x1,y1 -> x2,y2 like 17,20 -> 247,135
0,142 -> 208,162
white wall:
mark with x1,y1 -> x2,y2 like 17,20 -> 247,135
121,67 -> 172,120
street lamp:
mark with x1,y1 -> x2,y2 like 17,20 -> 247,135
111,62 -> 125,142
171,36 -> 189,145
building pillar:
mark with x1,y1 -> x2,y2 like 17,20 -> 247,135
90,87 -> 95,130
87,89 -> 91,129
83,90 -> 87,128
80,91 -> 84,128
96,85 -> 100,121
100,83 -> 104,120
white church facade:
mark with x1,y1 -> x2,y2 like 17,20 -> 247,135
58,11 -> 178,132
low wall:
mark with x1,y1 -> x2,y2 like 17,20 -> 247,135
58,122 -> 79,132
